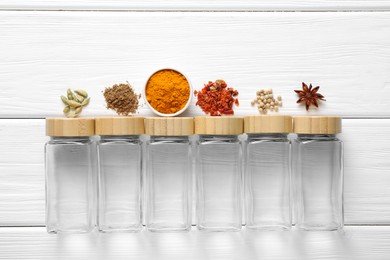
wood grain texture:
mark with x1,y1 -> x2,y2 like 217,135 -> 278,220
0,118 -> 389,225
46,118 -> 95,136
144,117 -> 194,136
342,119 -> 390,224
244,115 -> 292,134
293,116 -> 341,134
194,116 -> 244,135
95,116 -> 145,135
0,120 -> 45,226
0,226 -> 389,259
1,11 -> 390,118
1,0 -> 390,11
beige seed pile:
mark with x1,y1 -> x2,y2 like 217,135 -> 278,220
251,89 -> 283,114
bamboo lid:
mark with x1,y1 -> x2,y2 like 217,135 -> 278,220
195,116 -> 243,135
293,116 -> 342,134
95,117 -> 144,135
244,115 -> 292,134
46,118 -> 95,136
144,117 -> 194,136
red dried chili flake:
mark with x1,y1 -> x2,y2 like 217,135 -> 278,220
194,80 -> 239,116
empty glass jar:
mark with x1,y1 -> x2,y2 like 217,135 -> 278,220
145,117 -> 194,232
294,116 -> 343,231
96,117 -> 144,232
244,115 -> 292,230
45,118 -> 96,233
195,116 -> 244,231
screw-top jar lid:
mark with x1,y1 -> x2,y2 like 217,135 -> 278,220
195,116 -> 243,135
293,116 -> 342,134
95,116 -> 144,135
144,117 -> 194,136
244,115 -> 292,134
46,118 -> 95,136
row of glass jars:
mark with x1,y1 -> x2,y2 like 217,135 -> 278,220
45,115 -> 343,233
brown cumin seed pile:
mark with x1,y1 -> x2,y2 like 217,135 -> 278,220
103,82 -> 141,116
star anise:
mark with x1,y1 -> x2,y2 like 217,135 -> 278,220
294,82 -> 326,111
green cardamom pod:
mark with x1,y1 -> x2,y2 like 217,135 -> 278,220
66,100 -> 82,108
75,106 -> 82,115
67,113 -> 77,118
75,89 -> 88,98
67,89 -> 74,100
61,95 -> 68,105
81,97 -> 90,107
63,106 -> 70,114
74,93 -> 84,103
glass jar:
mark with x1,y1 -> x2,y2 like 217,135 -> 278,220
294,116 -> 343,231
96,117 -> 144,232
145,117 -> 193,232
195,116 -> 243,231
45,118 -> 96,233
244,115 -> 292,230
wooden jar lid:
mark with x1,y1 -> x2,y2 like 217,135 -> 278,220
195,116 -> 243,135
95,117 -> 145,135
144,117 -> 194,136
244,115 -> 292,134
293,116 -> 342,134
46,118 -> 95,136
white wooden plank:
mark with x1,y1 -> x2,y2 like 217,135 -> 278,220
0,120 -> 45,226
0,165 -> 44,226
0,118 -> 389,225
0,120 -> 45,165
1,0 -> 390,11
0,226 -> 388,259
342,119 -> 390,224
1,12 -> 390,118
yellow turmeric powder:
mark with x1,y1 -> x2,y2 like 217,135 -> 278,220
146,69 -> 190,114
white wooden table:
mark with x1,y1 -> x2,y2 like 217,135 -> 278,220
0,226 -> 389,259
1,1 -> 390,259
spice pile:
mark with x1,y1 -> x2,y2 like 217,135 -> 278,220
251,89 -> 282,114
103,82 -> 140,116
61,89 -> 90,118
194,80 -> 239,116
145,69 -> 190,114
